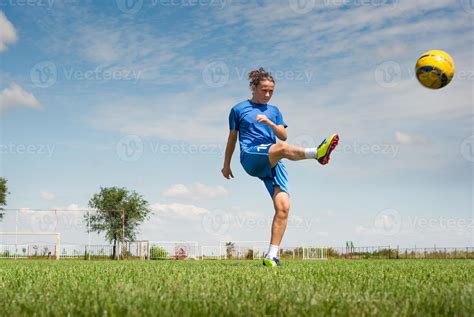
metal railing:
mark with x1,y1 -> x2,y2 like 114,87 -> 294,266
1,243 -> 472,260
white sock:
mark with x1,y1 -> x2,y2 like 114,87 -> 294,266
304,148 -> 318,159
266,244 -> 279,259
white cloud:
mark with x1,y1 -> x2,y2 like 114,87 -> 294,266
17,205 -> 90,217
41,192 -> 56,201
0,11 -> 17,52
162,182 -> 228,200
83,1 -> 471,149
38,10 -> 200,83
207,1 -> 464,65
47,204 -> 89,211
18,208 -> 35,214
395,131 -> 428,145
78,26 -> 121,64
151,202 -> 209,219
64,204 -> 82,211
355,225 -> 372,235
162,184 -> 188,197
86,93 -> 233,142
0,83 -> 42,112
62,204 -> 89,217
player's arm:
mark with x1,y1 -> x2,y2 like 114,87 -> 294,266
256,115 -> 287,141
271,124 -> 287,141
222,130 -> 238,179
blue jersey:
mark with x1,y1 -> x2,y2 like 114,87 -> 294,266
229,100 -> 287,153
228,100 -> 289,198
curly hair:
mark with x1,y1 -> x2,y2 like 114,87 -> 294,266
248,67 -> 275,89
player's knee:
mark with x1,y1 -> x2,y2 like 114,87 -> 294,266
276,207 -> 289,219
279,142 -> 290,156
270,142 -> 289,159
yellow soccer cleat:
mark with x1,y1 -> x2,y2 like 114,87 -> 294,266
262,257 -> 281,267
316,134 -> 339,165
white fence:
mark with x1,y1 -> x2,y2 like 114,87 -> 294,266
0,232 -> 61,259
200,245 -> 225,260
0,240 -> 326,260
303,247 -> 328,260
149,241 -> 199,260
0,244 -> 58,259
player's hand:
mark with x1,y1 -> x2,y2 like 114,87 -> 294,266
256,114 -> 273,126
221,166 -> 234,179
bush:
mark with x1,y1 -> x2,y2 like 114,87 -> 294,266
150,246 -> 169,259
245,249 -> 254,260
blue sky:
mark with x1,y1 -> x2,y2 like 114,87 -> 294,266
0,0 -> 472,248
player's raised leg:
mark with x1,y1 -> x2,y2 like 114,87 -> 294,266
263,186 -> 290,267
268,134 -> 340,167
268,142 -> 305,167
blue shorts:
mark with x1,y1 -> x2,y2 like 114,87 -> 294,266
240,143 -> 289,197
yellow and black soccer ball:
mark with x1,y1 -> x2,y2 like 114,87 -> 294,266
415,50 -> 455,89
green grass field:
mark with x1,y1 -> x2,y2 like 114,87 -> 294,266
0,259 -> 472,316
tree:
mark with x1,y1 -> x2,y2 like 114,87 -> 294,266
0,177 -> 9,220
85,187 -> 151,259
225,242 -> 235,259
245,248 -> 254,260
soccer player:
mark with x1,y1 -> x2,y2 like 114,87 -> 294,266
221,67 -> 339,267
